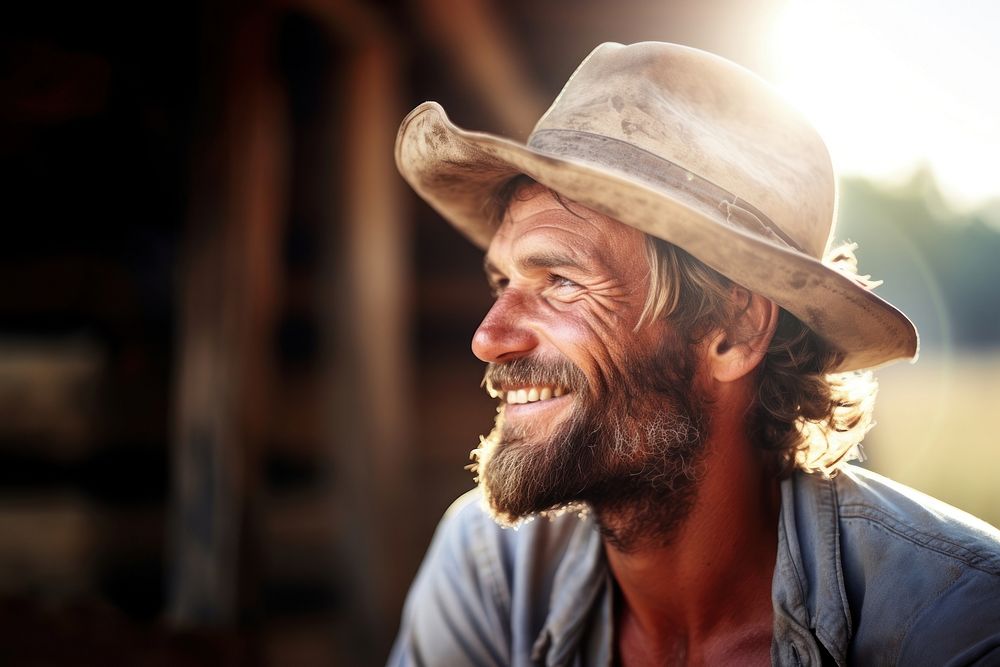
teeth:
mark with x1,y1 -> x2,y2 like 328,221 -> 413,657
501,386 -> 568,404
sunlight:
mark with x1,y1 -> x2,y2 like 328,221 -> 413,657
766,0 -> 1000,210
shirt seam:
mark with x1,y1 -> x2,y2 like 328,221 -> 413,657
839,504 -> 1000,576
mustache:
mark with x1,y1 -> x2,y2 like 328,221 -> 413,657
482,357 -> 588,395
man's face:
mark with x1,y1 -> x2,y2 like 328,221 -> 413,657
470,184 -> 708,548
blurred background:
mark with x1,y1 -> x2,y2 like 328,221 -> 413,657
1,0 -> 997,664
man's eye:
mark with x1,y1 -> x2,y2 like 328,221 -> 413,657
547,273 -> 579,289
489,278 -> 508,297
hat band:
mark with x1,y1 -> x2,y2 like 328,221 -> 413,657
527,129 -> 806,254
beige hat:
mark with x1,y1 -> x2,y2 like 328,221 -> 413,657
395,41 -> 918,371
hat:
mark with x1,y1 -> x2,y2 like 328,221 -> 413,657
395,41 -> 918,371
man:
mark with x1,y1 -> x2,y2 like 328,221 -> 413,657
390,42 -> 1000,665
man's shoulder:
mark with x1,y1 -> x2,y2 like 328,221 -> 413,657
433,488 -> 600,564
431,489 -> 605,599
389,490 -> 604,665
416,490 -> 601,593
829,464 -> 1000,574
796,465 -> 1000,663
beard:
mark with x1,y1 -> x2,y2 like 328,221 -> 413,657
471,340 -> 710,552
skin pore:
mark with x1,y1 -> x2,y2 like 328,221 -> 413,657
472,183 -> 783,665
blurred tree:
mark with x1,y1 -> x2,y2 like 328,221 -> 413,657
837,171 -> 1000,350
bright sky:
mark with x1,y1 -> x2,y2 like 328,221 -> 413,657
765,0 -> 1000,210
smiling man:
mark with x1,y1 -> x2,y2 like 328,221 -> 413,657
390,42 -> 1000,665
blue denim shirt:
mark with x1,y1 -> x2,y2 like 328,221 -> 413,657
389,465 -> 1000,666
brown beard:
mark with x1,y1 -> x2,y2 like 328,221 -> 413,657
471,341 -> 710,552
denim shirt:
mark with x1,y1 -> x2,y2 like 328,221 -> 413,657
389,465 -> 1000,666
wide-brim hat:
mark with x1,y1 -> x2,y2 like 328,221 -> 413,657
395,41 -> 918,371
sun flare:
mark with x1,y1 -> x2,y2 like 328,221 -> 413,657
766,0 -> 1000,210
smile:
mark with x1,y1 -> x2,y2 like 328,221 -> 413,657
488,385 -> 571,404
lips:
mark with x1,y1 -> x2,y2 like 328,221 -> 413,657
483,357 -> 585,408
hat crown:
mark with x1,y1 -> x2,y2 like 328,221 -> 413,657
529,42 -> 835,259
393,41 -> 919,370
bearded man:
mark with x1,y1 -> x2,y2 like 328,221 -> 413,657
389,42 -> 1000,665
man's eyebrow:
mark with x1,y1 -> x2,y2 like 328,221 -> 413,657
518,251 -> 586,272
483,251 -> 590,280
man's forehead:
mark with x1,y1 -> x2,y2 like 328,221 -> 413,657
493,186 -> 582,238
485,219 -> 605,275
486,184 -> 643,267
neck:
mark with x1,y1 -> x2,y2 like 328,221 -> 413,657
601,423 -> 781,662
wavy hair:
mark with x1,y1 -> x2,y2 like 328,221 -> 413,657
642,237 -> 878,477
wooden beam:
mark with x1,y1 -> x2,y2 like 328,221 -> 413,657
323,32 -> 412,657
168,7 -> 287,625
416,0 -> 548,138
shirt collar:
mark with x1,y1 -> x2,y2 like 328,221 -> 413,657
530,471 -> 854,666
772,471 -> 853,665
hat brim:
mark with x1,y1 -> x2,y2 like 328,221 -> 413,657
396,101 -> 918,372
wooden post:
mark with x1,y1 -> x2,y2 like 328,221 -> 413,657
326,33 -> 412,656
416,0 -> 548,138
168,7 -> 287,625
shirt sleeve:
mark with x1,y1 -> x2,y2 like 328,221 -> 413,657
387,491 -> 512,667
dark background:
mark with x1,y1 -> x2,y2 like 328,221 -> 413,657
1,0 -> 997,664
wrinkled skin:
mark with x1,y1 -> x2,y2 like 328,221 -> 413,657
470,184 -> 710,550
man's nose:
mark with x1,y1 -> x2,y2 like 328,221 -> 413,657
472,292 -> 538,363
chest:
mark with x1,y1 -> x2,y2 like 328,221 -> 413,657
615,612 -> 772,666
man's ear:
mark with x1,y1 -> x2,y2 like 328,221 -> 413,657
705,290 -> 779,383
